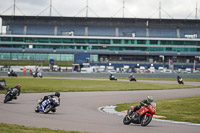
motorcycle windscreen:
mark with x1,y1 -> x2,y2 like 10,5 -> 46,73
148,102 -> 156,114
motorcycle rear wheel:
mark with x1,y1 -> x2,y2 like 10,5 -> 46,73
123,115 -> 131,125
141,115 -> 152,126
51,108 -> 56,112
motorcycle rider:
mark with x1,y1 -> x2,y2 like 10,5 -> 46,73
10,70 -> 15,75
129,96 -> 154,119
7,84 -> 21,99
38,92 -> 60,105
177,75 -> 182,81
10,69 -> 14,74
129,74 -> 136,81
109,74 -> 113,79
34,66 -> 41,77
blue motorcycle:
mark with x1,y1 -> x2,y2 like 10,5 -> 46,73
35,97 -> 60,114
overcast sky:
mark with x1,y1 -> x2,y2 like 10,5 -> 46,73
0,0 -> 200,32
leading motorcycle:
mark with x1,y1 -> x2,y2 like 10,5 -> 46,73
35,97 -> 60,114
123,102 -> 156,126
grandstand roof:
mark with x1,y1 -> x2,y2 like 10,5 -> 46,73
1,15 -> 200,27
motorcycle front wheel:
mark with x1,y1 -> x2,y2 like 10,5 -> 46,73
44,104 -> 53,114
35,105 -> 40,113
123,115 -> 131,125
141,115 -> 152,126
4,95 -> 11,103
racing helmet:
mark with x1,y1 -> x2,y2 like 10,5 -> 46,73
147,96 -> 153,103
17,84 -> 21,88
55,92 -> 60,97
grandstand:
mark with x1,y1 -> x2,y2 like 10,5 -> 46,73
0,15 -> 200,69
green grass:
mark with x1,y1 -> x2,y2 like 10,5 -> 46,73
115,96 -> 200,124
0,123 -> 83,133
0,77 -> 196,93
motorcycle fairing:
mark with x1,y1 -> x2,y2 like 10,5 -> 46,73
137,107 -> 149,116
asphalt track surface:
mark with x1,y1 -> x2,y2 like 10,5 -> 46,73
0,77 -> 200,133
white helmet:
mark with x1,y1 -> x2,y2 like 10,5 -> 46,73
147,96 -> 153,103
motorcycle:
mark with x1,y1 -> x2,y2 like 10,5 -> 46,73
0,79 -> 6,90
123,102 -> 156,126
110,75 -> 117,81
35,97 -> 60,114
4,88 -> 18,103
8,72 -> 17,77
177,78 -> 184,84
32,72 -> 43,78
129,76 -> 137,82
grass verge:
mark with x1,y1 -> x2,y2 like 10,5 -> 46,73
115,96 -> 200,124
0,77 -> 196,93
0,123 -> 83,133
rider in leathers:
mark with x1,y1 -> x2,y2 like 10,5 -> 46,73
38,92 -> 60,105
7,84 -> 21,99
129,96 -> 154,120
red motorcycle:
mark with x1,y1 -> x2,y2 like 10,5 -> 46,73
123,102 -> 156,126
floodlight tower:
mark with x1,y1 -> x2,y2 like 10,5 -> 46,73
159,1 -> 161,19
50,0 -> 52,16
195,2 -> 198,19
123,0 -> 125,18
13,0 -> 16,16
86,0 -> 88,18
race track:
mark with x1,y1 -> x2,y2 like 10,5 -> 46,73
0,78 -> 200,133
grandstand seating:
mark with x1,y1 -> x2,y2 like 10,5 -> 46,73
149,27 -> 177,38
6,21 -> 200,38
118,26 -> 146,37
27,25 -> 54,35
57,25 -> 85,36
179,27 -> 200,38
9,24 -> 24,34
88,26 -> 115,36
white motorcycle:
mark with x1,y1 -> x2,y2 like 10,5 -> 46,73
32,72 -> 43,78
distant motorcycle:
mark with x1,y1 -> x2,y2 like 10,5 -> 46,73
129,76 -> 137,82
123,102 -> 156,126
32,72 -> 43,78
4,88 -> 18,103
35,97 -> 60,114
110,75 -> 117,81
177,78 -> 184,84
8,71 -> 17,77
